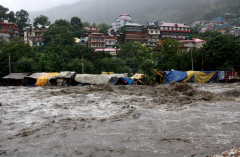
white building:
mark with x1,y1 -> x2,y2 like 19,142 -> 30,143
112,14 -> 132,30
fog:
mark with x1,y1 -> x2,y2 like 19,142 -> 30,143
0,0 -> 80,12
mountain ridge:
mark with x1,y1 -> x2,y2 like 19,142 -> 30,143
29,0 -> 240,26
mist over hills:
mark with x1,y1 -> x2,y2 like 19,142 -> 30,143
29,0 -> 240,26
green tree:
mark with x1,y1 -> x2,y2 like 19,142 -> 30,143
70,17 -> 84,38
203,34 -> 240,70
92,22 -> 97,27
97,23 -> 111,35
16,9 -> 29,35
0,37 -> 37,75
0,5 -> 16,23
33,15 -> 51,26
132,42 -> 156,84
54,19 -> 70,27
83,22 -> 91,27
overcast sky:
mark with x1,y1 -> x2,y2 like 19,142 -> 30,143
1,0 -> 80,12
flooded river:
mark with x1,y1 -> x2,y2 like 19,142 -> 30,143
0,83 -> 239,157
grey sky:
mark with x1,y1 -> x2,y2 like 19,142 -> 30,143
1,0 -> 80,12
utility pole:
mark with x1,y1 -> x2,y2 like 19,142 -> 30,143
201,49 -> 204,71
191,50 -> 194,71
82,55 -> 84,74
9,54 -> 11,74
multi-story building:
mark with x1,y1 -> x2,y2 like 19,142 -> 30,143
146,22 -> 161,47
24,25 -> 49,46
159,23 -> 191,40
84,27 -> 99,32
0,20 -> 18,42
112,14 -> 132,30
179,38 -> 206,52
88,33 -> 106,49
105,36 -> 116,48
124,23 -> 148,44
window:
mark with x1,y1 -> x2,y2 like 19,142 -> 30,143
131,28 -> 134,30
168,27 -> 170,30
155,31 -> 157,33
151,31 -> 153,33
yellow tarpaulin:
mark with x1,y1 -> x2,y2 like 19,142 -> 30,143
132,73 -> 146,79
35,73 -> 59,86
183,71 -> 216,83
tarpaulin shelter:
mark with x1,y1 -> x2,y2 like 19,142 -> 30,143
75,74 -> 126,85
47,71 -> 76,86
23,73 -> 46,86
164,71 -> 187,84
183,71 -> 218,83
35,73 -> 59,86
131,73 -> 146,79
121,77 -> 133,84
2,73 -> 31,86
109,77 -> 125,85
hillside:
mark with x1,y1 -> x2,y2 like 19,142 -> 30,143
29,0 -> 240,25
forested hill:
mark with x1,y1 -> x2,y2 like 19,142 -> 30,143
29,0 -> 240,25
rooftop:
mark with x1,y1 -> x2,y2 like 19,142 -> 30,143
160,23 -> 190,28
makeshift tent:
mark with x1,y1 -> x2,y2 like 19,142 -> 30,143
218,71 -> 225,81
2,73 -> 31,86
47,71 -> 76,86
131,73 -> 146,79
35,73 -> 59,86
121,77 -> 133,84
75,74 -> 126,85
23,73 -> 46,86
74,74 -> 99,84
164,71 -> 187,84
183,71 -> 218,83
109,77 -> 124,85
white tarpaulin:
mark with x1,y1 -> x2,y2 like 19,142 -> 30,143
75,74 -> 126,85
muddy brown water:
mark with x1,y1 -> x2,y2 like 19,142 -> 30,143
0,83 -> 240,157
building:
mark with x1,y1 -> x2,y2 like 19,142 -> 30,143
88,33 -> 106,49
179,38 -> 206,52
124,23 -> 148,44
159,23 -> 191,40
95,48 -> 117,56
105,36 -> 116,48
84,27 -> 99,32
146,22 -> 161,47
112,14 -> 132,30
24,25 -> 49,46
0,21 -> 18,42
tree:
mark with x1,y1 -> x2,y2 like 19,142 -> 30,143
132,42 -> 156,85
16,9 -> 29,35
0,5 -> 16,23
54,19 -> 70,27
97,23 -> 111,35
33,15 -> 51,26
92,22 -> 97,27
0,5 -> 9,22
70,17 -> 83,27
0,37 -> 37,75
83,22 -> 91,27
70,17 -> 84,38
203,34 -> 240,70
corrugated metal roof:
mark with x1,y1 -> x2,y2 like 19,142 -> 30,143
125,23 -> 143,27
160,23 -> 190,28
3,73 -> 31,79
24,73 -> 46,79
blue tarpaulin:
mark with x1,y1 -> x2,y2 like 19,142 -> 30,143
122,77 -> 133,84
164,71 -> 187,84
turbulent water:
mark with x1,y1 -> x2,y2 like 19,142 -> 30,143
0,83 -> 240,157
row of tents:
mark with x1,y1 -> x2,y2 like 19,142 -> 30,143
0,71 -> 239,86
